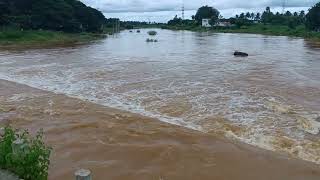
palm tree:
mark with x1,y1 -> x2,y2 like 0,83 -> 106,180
299,10 -> 305,18
285,11 -> 292,16
250,13 -> 255,20
240,13 -> 245,19
266,7 -> 271,13
245,12 -> 251,19
255,13 -> 261,20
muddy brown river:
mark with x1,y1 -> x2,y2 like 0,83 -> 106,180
0,29 -> 320,179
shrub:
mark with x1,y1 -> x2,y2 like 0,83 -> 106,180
148,31 -> 157,36
0,127 -> 51,180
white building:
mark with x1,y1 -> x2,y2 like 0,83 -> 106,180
214,21 -> 233,27
202,19 -> 211,27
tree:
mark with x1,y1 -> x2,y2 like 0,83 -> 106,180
168,15 -> 182,26
250,13 -> 255,20
245,12 -> 251,19
255,13 -> 261,21
261,7 -> 273,24
194,6 -> 220,25
306,2 -> 320,31
0,0 -> 106,32
266,7 -> 271,13
285,11 -> 292,16
239,13 -> 245,19
299,10 -> 305,18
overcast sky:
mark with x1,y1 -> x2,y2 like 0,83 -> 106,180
80,0 -> 318,22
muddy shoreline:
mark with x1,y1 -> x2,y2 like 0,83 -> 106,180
0,79 -> 319,180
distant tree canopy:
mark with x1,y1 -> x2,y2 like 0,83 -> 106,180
195,6 -> 220,25
233,7 -> 306,29
167,15 -> 197,27
306,2 -> 320,31
168,15 -> 182,26
164,2 -> 320,34
0,0 -> 106,32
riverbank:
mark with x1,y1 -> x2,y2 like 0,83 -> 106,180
1,79 -> 319,180
0,29 -> 107,48
162,24 -> 320,40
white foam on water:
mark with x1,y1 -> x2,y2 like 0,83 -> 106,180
0,73 -> 203,132
1,31 -> 320,164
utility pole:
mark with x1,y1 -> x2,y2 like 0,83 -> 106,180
282,0 -> 287,14
182,0 -> 185,20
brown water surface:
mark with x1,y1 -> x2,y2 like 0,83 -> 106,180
1,79 -> 320,180
0,29 -> 320,166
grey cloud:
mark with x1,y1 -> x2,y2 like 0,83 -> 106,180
80,0 -> 317,22
81,0 -> 317,13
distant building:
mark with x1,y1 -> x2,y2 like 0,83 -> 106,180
214,21 -> 235,27
202,19 -> 211,27
215,21 -> 230,27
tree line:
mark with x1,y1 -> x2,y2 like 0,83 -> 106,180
232,7 -> 306,29
0,0 -> 107,33
167,2 -> 320,32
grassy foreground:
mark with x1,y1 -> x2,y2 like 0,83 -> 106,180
162,24 -> 320,40
0,29 -> 107,47
0,127 -> 51,180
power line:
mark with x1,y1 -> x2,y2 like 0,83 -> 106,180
282,0 -> 287,14
182,0 -> 185,20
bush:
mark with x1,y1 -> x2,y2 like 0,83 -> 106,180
0,127 -> 51,180
148,31 -> 157,36
0,0 -> 106,33
306,2 -> 320,31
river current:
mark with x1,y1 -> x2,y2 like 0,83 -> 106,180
1,29 -> 320,163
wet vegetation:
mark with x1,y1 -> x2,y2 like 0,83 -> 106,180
0,28 -> 106,46
148,30 -> 157,36
0,127 -> 51,180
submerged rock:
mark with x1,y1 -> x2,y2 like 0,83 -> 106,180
137,30 -> 141,33
146,38 -> 158,43
316,117 -> 320,122
234,51 -> 249,57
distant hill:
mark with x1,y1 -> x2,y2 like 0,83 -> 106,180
0,0 -> 106,32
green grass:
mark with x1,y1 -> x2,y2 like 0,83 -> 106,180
0,29 -> 107,47
217,24 -> 320,40
163,24 -> 320,40
0,127 -> 51,180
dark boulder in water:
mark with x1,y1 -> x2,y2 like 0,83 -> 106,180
316,117 -> 320,122
137,30 -> 141,33
234,51 -> 248,57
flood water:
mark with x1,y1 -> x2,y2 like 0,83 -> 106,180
1,29 -> 320,163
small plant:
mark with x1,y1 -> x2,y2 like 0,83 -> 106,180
0,126 -> 51,180
147,31 -> 157,36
